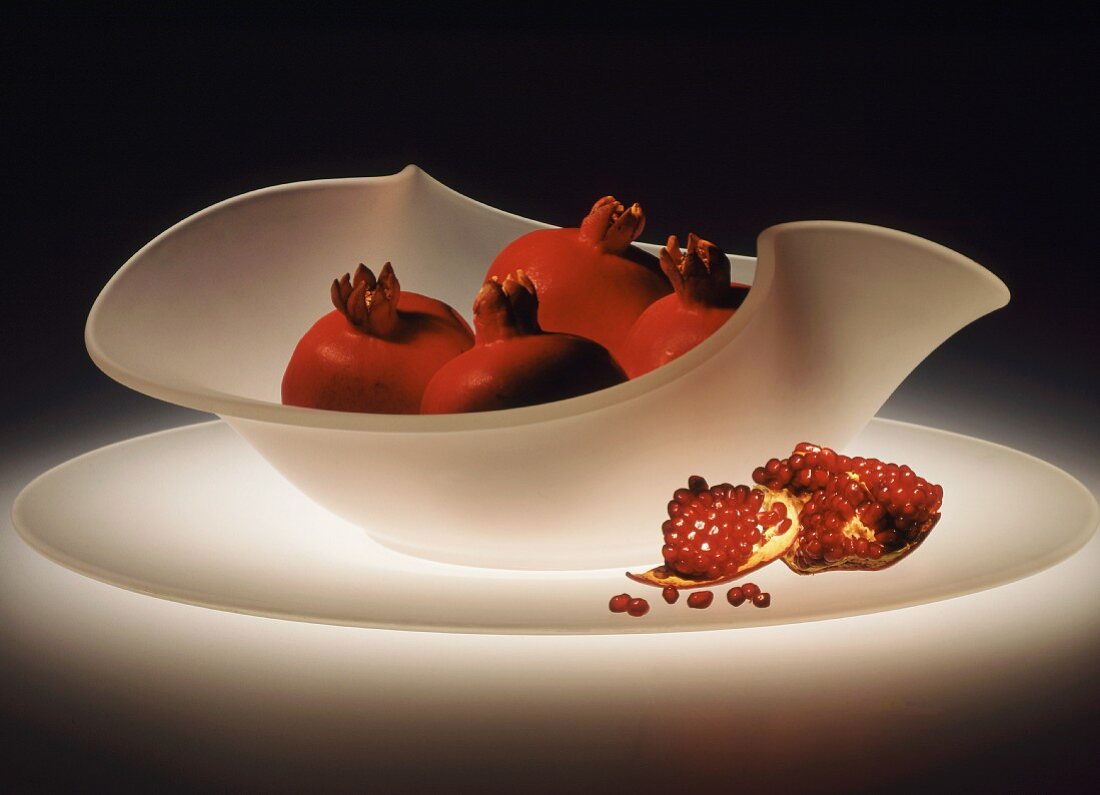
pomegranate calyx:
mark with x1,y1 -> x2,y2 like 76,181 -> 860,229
659,234 -> 742,309
473,270 -> 542,343
578,195 -> 646,254
330,262 -> 401,337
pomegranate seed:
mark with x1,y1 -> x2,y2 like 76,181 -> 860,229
662,586 -> 679,604
752,592 -> 771,608
659,477 -> 791,580
727,586 -> 746,606
687,591 -> 714,609
741,582 -> 761,599
609,594 -> 631,613
627,598 -> 650,617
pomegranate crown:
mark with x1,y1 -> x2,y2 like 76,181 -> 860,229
659,233 -> 740,308
472,270 -> 541,343
578,195 -> 646,254
331,262 -> 401,337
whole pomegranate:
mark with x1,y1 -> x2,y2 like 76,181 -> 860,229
752,443 -> 943,573
621,233 -> 748,378
420,271 -> 627,413
484,196 -> 671,361
282,262 -> 473,414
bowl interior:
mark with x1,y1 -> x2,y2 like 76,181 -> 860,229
87,167 -> 758,424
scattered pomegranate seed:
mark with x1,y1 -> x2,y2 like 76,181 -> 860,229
752,592 -> 771,608
608,593 -> 631,613
687,591 -> 714,609
741,582 -> 761,599
727,586 -> 746,606
627,597 -> 650,617
662,586 -> 679,604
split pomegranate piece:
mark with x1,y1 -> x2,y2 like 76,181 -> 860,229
627,475 -> 802,589
628,443 -> 943,590
484,196 -> 671,362
281,262 -> 473,414
752,443 -> 943,573
621,233 -> 748,378
420,271 -> 627,413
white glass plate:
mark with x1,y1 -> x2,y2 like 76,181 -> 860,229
12,419 -> 1097,635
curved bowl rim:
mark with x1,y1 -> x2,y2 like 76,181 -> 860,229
85,165 -> 1008,433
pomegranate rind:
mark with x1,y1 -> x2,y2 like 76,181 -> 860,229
626,560 -> 773,590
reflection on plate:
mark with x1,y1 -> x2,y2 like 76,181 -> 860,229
12,419 -> 1098,635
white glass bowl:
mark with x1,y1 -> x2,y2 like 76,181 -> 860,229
87,166 -> 1009,569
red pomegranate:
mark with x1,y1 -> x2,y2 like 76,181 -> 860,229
281,262 -> 473,414
627,475 -> 802,589
752,443 -> 943,573
420,271 -> 627,413
621,233 -> 748,378
484,196 -> 671,361
628,444 -> 942,588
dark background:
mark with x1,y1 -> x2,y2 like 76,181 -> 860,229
3,3 -> 1098,791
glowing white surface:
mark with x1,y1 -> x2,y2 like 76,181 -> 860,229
2,391 -> 1099,788
11,419 -> 1097,634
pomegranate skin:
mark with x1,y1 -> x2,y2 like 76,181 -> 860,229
484,197 -> 670,361
622,298 -> 736,378
282,267 -> 473,414
420,332 -> 626,414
